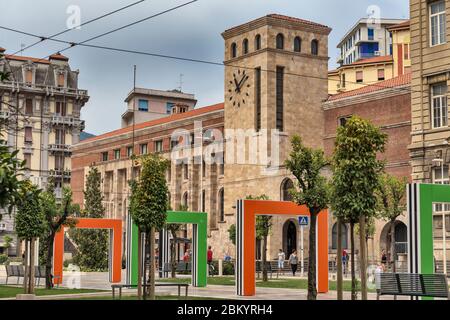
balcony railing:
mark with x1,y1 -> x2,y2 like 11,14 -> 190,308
48,144 -> 71,153
51,116 -> 84,128
49,169 -> 71,180
0,81 -> 88,98
0,110 -> 10,119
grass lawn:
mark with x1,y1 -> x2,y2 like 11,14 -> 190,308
67,295 -> 225,300
0,285 -> 102,299
159,276 -> 375,293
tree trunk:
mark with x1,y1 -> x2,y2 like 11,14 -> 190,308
29,238 -> 36,294
390,220 -> 396,272
307,212 -> 317,300
23,240 -> 29,294
149,227 -> 156,300
359,216 -> 368,300
45,233 -> 55,289
262,235 -> 268,282
143,232 -> 149,300
137,230 -> 142,300
336,219 -> 343,300
350,222 -> 357,300
171,236 -> 177,278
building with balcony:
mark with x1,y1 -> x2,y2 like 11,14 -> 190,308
0,48 -> 89,256
121,88 -> 197,128
336,18 -> 407,66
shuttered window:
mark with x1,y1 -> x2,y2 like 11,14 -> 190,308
276,66 -> 284,131
24,127 -> 33,143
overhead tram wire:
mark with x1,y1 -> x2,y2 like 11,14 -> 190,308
0,24 -> 415,97
8,0 -> 147,57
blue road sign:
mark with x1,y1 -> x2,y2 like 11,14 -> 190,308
298,216 -> 309,226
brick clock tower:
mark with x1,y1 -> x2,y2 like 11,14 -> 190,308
212,14 -> 331,257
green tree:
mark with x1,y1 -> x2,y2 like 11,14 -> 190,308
246,195 -> 272,282
285,135 -> 330,300
15,181 -> 46,294
331,116 -> 387,300
0,136 -> 26,215
228,224 -> 236,246
376,173 -> 407,272
129,153 -> 169,300
39,182 -> 78,289
70,167 -> 108,271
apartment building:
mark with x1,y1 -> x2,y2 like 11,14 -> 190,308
0,49 -> 89,256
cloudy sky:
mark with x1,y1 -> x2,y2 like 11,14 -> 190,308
0,0 -> 409,135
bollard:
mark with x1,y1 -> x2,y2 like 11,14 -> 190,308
218,259 -> 223,276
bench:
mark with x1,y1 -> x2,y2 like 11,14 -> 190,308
161,262 -> 192,274
111,283 -> 189,300
35,266 -> 46,286
256,261 -> 273,279
5,265 -> 24,285
377,273 -> 449,300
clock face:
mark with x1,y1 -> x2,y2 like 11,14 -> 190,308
228,69 -> 251,108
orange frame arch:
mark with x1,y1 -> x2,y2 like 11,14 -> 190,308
53,218 -> 122,285
236,200 -> 328,296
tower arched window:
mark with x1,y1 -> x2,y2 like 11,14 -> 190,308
311,39 -> 319,55
243,38 -> 249,54
182,192 -> 189,209
218,188 -> 225,222
231,42 -> 237,58
281,178 -> 294,201
276,33 -> 284,50
255,34 -> 261,50
294,36 -> 302,52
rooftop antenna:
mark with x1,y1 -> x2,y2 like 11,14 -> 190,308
178,73 -> 184,92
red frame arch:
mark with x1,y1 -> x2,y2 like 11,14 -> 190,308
52,218 -> 122,285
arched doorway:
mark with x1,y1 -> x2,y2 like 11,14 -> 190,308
280,178 -> 294,202
380,221 -> 408,265
283,220 -> 297,256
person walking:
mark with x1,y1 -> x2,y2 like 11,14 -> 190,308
288,249 -> 298,276
342,249 -> 348,275
207,246 -> 213,275
277,249 -> 286,274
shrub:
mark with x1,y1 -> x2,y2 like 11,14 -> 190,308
63,259 -> 73,268
0,254 -> 8,264
222,261 -> 235,275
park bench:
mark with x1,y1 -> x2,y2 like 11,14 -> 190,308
256,261 -> 273,279
377,273 -> 449,300
111,283 -> 189,300
5,265 -> 24,285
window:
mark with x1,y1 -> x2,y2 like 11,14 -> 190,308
102,152 -> 108,162
57,73 -> 64,87
55,129 -> 65,144
138,99 -> 148,112
231,42 -> 237,58
140,143 -> 148,155
114,149 -> 120,160
219,154 -> 224,175
276,33 -> 284,50
281,178 -> 294,201
433,165 -> 450,212
127,146 -> 133,158
368,28 -> 374,41
255,34 -> 261,50
311,39 -> 319,55
404,43 -> 410,60
202,158 -> 206,177
294,37 -> 302,52
243,38 -> 249,54
356,71 -> 363,83
25,99 -> 33,115
255,67 -> 261,131
339,115 -> 352,127
332,222 -> 348,249
24,127 -> 32,143
218,188 -> 224,222
276,66 -> 284,131
55,102 -> 66,116
430,1 -> 446,46
201,190 -> 206,212
184,163 -> 189,180
25,70 -> 32,84
24,154 -> 31,170
431,83 -> 448,128
166,102 -> 174,114
170,139 -> 178,150
377,69 -> 385,81
341,73 -> 346,88
183,192 -> 189,208
155,140 -> 163,152
55,155 -> 64,170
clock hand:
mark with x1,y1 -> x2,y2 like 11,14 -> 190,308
238,75 -> 248,88
234,75 -> 241,93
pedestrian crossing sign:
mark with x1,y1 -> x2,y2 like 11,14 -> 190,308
298,216 -> 309,226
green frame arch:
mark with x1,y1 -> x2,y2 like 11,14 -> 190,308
127,211 -> 208,287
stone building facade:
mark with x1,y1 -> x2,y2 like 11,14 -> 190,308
0,49 -> 89,256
